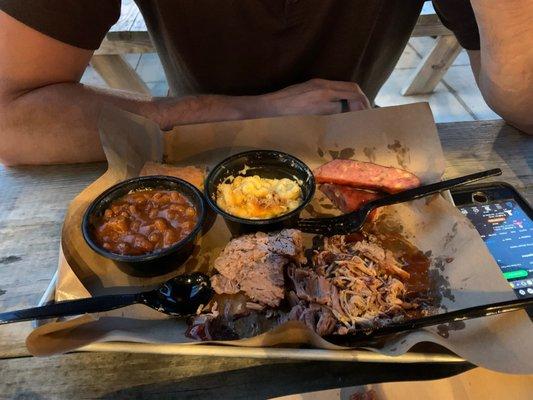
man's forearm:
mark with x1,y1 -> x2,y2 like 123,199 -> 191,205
470,0 -> 533,134
0,82 -> 257,166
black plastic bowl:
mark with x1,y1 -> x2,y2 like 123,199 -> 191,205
82,176 -> 206,271
205,150 -> 315,236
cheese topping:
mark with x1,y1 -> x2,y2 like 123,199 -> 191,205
216,175 -> 302,219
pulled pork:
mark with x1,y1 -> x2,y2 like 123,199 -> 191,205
311,234 -> 424,333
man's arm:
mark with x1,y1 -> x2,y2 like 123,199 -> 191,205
0,11 -> 369,166
469,0 -> 533,134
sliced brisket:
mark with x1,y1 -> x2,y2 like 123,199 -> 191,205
211,229 -> 305,307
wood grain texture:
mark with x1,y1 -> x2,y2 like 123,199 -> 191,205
401,36 -> 462,96
0,352 -> 472,399
0,120 -> 530,397
411,14 -> 453,37
436,120 -> 532,201
90,55 -> 151,94
0,163 -> 106,358
95,36 -> 154,56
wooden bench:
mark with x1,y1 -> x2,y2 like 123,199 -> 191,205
92,1 -> 461,96
402,3 -> 462,95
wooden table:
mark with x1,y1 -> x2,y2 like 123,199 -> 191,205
0,120 -> 530,398
92,1 -> 460,96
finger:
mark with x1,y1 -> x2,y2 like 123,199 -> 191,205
312,80 -> 369,101
311,100 -> 343,115
359,92 -> 372,109
292,88 -> 367,115
337,99 -> 366,113
335,95 -> 369,111
340,99 -> 350,113
315,80 -> 372,109
348,99 -> 366,111
325,90 -> 368,104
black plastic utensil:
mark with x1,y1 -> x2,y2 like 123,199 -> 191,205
328,296 -> 533,346
297,168 -> 502,235
0,273 -> 213,325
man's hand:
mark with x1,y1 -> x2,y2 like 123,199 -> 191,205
254,79 -> 371,118
156,79 -> 371,130
146,78 -> 371,131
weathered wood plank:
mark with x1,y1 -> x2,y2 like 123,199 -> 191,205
0,163 -> 107,358
437,120 -> 532,202
95,36 -> 154,56
0,352 -> 472,399
401,36 -> 462,96
411,14 -> 453,37
90,55 -> 151,94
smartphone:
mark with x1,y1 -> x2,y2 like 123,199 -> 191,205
451,182 -> 533,307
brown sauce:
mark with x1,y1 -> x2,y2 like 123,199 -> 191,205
372,231 -> 432,319
93,189 -> 197,256
375,233 -> 430,292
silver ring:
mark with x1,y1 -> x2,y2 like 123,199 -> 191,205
340,99 -> 349,113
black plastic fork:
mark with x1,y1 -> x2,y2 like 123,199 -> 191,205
297,168 -> 502,235
326,296 -> 533,346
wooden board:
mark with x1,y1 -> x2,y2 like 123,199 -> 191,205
0,163 -> 107,358
437,120 -> 532,200
401,36 -> 462,96
90,55 -> 151,94
411,13 -> 453,37
0,352 -> 473,399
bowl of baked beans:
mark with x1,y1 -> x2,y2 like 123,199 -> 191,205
82,176 -> 206,266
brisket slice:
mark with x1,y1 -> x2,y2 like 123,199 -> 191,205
285,303 -> 337,336
285,265 -> 342,336
211,229 -> 305,307
287,265 -> 342,314
314,159 -> 420,194
187,309 -> 285,341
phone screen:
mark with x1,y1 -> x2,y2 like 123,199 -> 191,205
458,199 -> 533,298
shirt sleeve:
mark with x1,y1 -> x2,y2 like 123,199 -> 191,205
431,0 -> 480,50
0,0 -> 121,50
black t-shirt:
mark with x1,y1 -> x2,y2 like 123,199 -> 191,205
0,0 -> 480,101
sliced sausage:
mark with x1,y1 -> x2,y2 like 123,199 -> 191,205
319,184 -> 383,213
314,159 -> 420,193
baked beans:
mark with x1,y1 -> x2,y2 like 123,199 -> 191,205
93,190 -> 197,256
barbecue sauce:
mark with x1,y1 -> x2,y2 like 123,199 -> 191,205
368,226 -> 432,319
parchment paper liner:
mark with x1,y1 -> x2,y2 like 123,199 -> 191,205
27,103 -> 532,374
